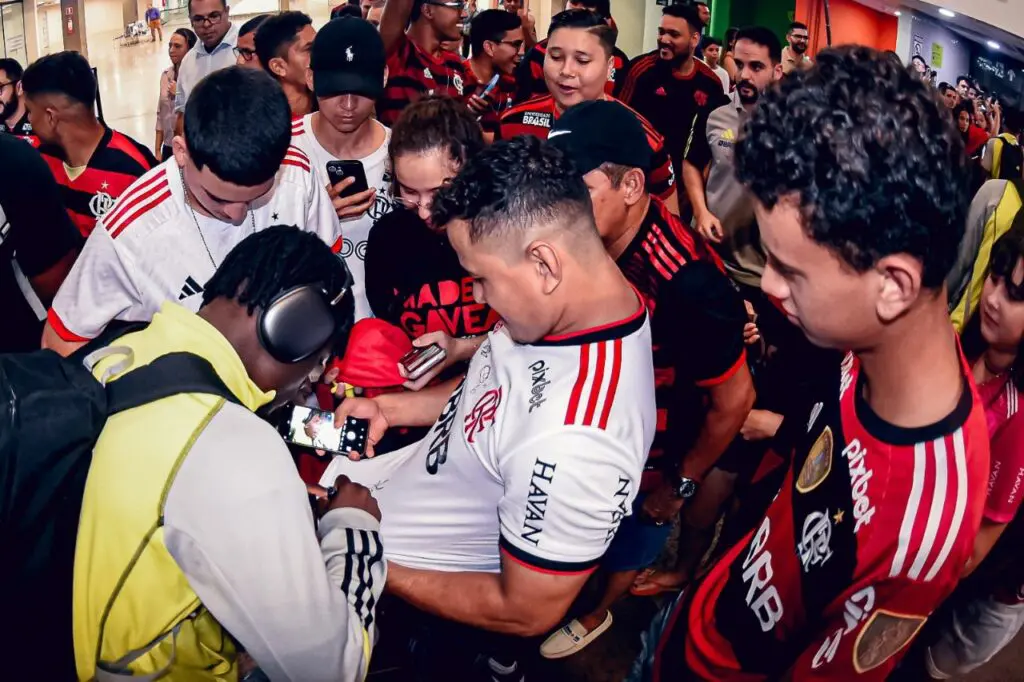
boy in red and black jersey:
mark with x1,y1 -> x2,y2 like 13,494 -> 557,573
498,10 -> 679,214
513,0 -> 628,102
515,38 -> 629,102
463,9 -> 523,138
22,52 -> 156,237
619,4 -> 728,190
377,0 -> 468,127
540,99 -> 753,659
628,46 -> 990,682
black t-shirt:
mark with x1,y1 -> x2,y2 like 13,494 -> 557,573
617,197 -> 746,474
365,207 -> 499,339
0,135 -> 82,353
619,52 -> 730,181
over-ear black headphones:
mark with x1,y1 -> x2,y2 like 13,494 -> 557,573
256,266 -> 354,364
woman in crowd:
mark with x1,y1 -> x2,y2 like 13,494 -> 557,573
957,101 -> 990,159
721,27 -> 739,83
925,224 -> 1024,679
364,95 -> 498,344
154,28 -> 196,160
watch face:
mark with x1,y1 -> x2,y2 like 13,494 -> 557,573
677,478 -> 698,499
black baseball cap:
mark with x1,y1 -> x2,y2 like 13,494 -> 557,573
548,100 -> 652,176
310,17 -> 386,100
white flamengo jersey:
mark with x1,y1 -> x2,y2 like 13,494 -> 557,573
48,152 -> 342,342
290,114 -> 395,321
322,308 -> 657,574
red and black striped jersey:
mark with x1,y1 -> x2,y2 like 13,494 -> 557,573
39,127 -> 157,238
513,38 -> 630,103
1,111 -> 40,147
652,351 -> 990,681
379,32 -> 468,127
619,51 -> 729,186
463,63 -> 517,136
497,94 -> 676,202
617,197 -> 744,482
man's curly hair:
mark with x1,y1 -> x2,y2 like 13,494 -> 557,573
431,135 -> 596,243
735,45 -> 970,288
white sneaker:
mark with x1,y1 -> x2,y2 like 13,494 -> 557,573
539,612 -> 613,659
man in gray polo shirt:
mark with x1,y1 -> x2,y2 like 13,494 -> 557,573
683,26 -> 782,291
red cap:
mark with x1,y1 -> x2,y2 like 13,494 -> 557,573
336,318 -> 413,388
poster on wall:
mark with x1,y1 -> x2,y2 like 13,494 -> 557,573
931,43 -> 943,69
913,33 -> 925,59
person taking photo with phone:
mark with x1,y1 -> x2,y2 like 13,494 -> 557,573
292,17 -> 394,321
72,226 -> 384,681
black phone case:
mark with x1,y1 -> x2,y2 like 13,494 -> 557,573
326,161 -> 370,198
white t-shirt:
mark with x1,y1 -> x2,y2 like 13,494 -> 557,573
174,23 -> 240,114
712,64 -> 730,94
49,151 -> 342,341
322,309 -> 657,573
290,114 -> 394,321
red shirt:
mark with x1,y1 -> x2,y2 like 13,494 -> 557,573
379,33 -> 467,127
964,125 -> 990,158
978,373 -> 1024,523
39,127 -> 157,237
653,351 -> 990,681
496,94 -> 676,203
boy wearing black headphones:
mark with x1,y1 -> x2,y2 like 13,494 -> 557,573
72,226 -> 384,681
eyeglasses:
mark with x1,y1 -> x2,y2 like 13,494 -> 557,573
790,33 -> 809,41
0,80 -> 16,90
497,39 -> 524,50
425,1 -> 466,10
233,46 -> 256,61
191,10 -> 225,26
395,194 -> 436,211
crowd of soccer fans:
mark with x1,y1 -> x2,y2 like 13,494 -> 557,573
3,0 -> 1024,680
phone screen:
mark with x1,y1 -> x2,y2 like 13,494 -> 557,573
282,405 -> 368,456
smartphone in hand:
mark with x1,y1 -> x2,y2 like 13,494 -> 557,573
326,160 -> 370,198
279,404 -> 370,458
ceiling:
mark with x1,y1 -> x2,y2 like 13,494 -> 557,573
852,0 -> 1024,63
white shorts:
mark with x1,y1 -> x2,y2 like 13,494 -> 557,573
926,595 -> 1024,678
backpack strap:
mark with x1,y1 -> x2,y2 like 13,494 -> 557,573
1011,180 -> 1024,232
105,352 -> 242,416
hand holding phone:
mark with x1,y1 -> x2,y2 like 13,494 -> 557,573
326,160 -> 375,220
400,344 -> 447,382
279,404 -> 371,459
333,397 -> 391,460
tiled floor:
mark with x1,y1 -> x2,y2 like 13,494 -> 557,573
89,0 -> 334,151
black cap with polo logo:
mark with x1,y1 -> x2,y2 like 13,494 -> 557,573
310,16 -> 386,100
547,99 -> 653,176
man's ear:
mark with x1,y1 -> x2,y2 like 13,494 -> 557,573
268,56 -> 289,80
528,239 -> 563,296
875,253 -> 923,324
171,135 -> 190,169
305,68 -> 314,92
621,168 -> 647,208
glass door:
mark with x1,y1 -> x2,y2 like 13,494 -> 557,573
0,1 -> 26,64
